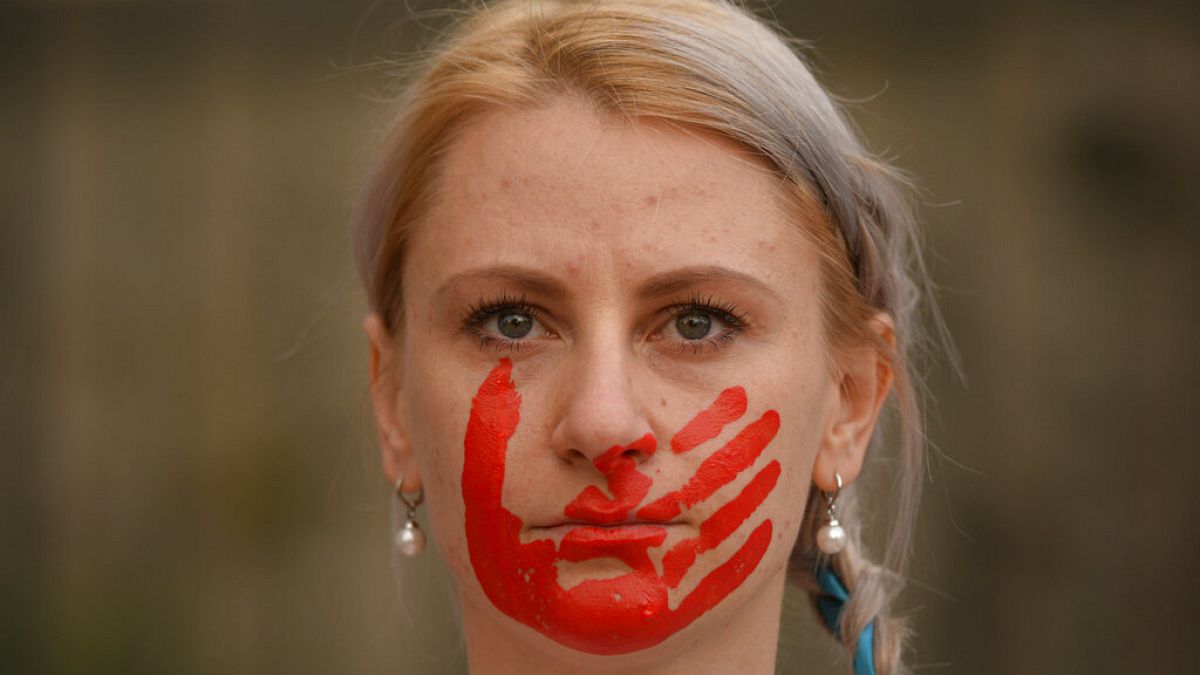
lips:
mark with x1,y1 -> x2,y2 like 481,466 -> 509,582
528,521 -> 682,575
529,520 -> 682,539
554,523 -> 671,574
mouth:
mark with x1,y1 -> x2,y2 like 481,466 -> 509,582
528,522 -> 682,573
530,521 -> 683,541
528,520 -> 689,562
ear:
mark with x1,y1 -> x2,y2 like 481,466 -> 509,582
812,313 -> 895,492
364,313 -> 422,493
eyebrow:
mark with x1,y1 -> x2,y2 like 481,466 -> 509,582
434,264 -> 781,303
434,265 -> 568,303
636,266 -> 781,302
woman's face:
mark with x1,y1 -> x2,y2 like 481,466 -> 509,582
384,96 -> 846,656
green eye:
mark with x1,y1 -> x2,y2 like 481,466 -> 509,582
497,312 -> 534,339
675,313 -> 712,340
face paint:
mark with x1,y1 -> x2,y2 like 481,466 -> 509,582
462,359 -> 781,655
564,433 -> 656,525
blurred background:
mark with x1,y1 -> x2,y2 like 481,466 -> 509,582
2,1 -> 1197,673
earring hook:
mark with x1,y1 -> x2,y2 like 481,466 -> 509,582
821,471 -> 843,505
394,475 -> 425,512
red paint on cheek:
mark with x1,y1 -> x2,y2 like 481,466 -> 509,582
670,386 -> 747,453
638,410 -> 780,522
463,359 -> 781,655
661,460 -> 781,588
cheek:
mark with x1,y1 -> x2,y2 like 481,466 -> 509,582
757,423 -> 821,552
401,365 -> 475,577
751,378 -> 833,550
496,397 -> 580,519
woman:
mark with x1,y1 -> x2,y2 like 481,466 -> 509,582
353,1 -> 941,673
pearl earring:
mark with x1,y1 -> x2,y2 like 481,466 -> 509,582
394,475 -> 426,557
816,471 -> 847,555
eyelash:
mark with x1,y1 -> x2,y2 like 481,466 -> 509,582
460,293 -> 545,352
459,292 -> 750,355
662,294 -> 748,354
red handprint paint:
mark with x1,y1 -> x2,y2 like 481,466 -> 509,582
463,358 -> 781,654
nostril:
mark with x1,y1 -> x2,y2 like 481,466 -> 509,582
561,447 -> 589,464
610,433 -> 657,467
625,433 -> 658,458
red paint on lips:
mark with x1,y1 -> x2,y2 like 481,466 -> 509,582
559,524 -> 668,574
462,359 -> 781,655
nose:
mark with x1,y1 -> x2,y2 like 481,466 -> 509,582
548,341 -> 655,468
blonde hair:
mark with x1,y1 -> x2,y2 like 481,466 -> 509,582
353,1 -> 942,672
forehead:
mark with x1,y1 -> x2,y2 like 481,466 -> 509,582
406,96 -> 815,295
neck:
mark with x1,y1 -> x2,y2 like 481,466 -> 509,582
461,567 -> 787,675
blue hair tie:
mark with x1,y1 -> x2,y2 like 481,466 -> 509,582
815,565 -> 877,675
